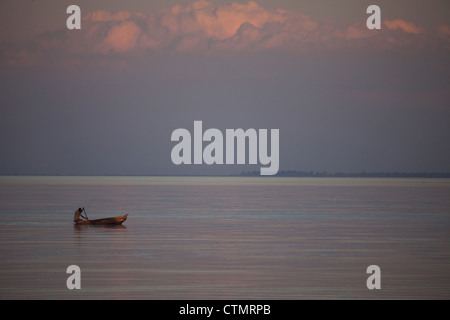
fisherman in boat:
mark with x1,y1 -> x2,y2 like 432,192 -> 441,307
73,207 -> 88,223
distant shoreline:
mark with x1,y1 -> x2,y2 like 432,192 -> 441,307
1,171 -> 450,178
240,170 -> 450,178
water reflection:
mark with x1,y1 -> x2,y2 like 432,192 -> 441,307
0,177 -> 449,299
73,224 -> 127,232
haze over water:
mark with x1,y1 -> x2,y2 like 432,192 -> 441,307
0,176 -> 449,299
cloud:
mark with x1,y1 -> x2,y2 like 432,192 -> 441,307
2,49 -> 42,67
334,23 -> 376,40
85,10 -> 133,22
192,1 -> 283,39
98,21 -> 142,53
436,24 -> 450,37
156,0 -> 315,51
2,1 -> 448,67
384,19 -> 424,34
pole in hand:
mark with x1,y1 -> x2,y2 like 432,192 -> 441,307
82,207 -> 89,220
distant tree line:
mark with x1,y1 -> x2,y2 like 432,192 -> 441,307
240,170 -> 450,178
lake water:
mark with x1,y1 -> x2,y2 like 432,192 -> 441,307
0,176 -> 449,299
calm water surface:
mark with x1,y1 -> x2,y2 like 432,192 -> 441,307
0,176 -> 449,299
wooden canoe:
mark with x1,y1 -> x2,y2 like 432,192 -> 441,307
75,214 -> 128,225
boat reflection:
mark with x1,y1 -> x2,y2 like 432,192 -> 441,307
73,224 -> 127,232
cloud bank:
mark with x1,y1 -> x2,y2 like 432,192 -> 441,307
3,1 -> 450,67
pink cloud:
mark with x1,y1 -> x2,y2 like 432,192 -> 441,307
85,10 -> 132,22
200,1 -> 282,39
334,23 -> 377,40
436,24 -> 450,37
384,19 -> 424,34
4,49 -> 42,67
158,0 -> 287,40
3,1 -> 449,67
98,21 -> 142,54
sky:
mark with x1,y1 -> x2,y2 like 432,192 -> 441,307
0,0 -> 449,175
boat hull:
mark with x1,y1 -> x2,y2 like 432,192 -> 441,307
75,214 -> 128,225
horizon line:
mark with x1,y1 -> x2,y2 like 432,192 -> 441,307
1,170 -> 450,178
